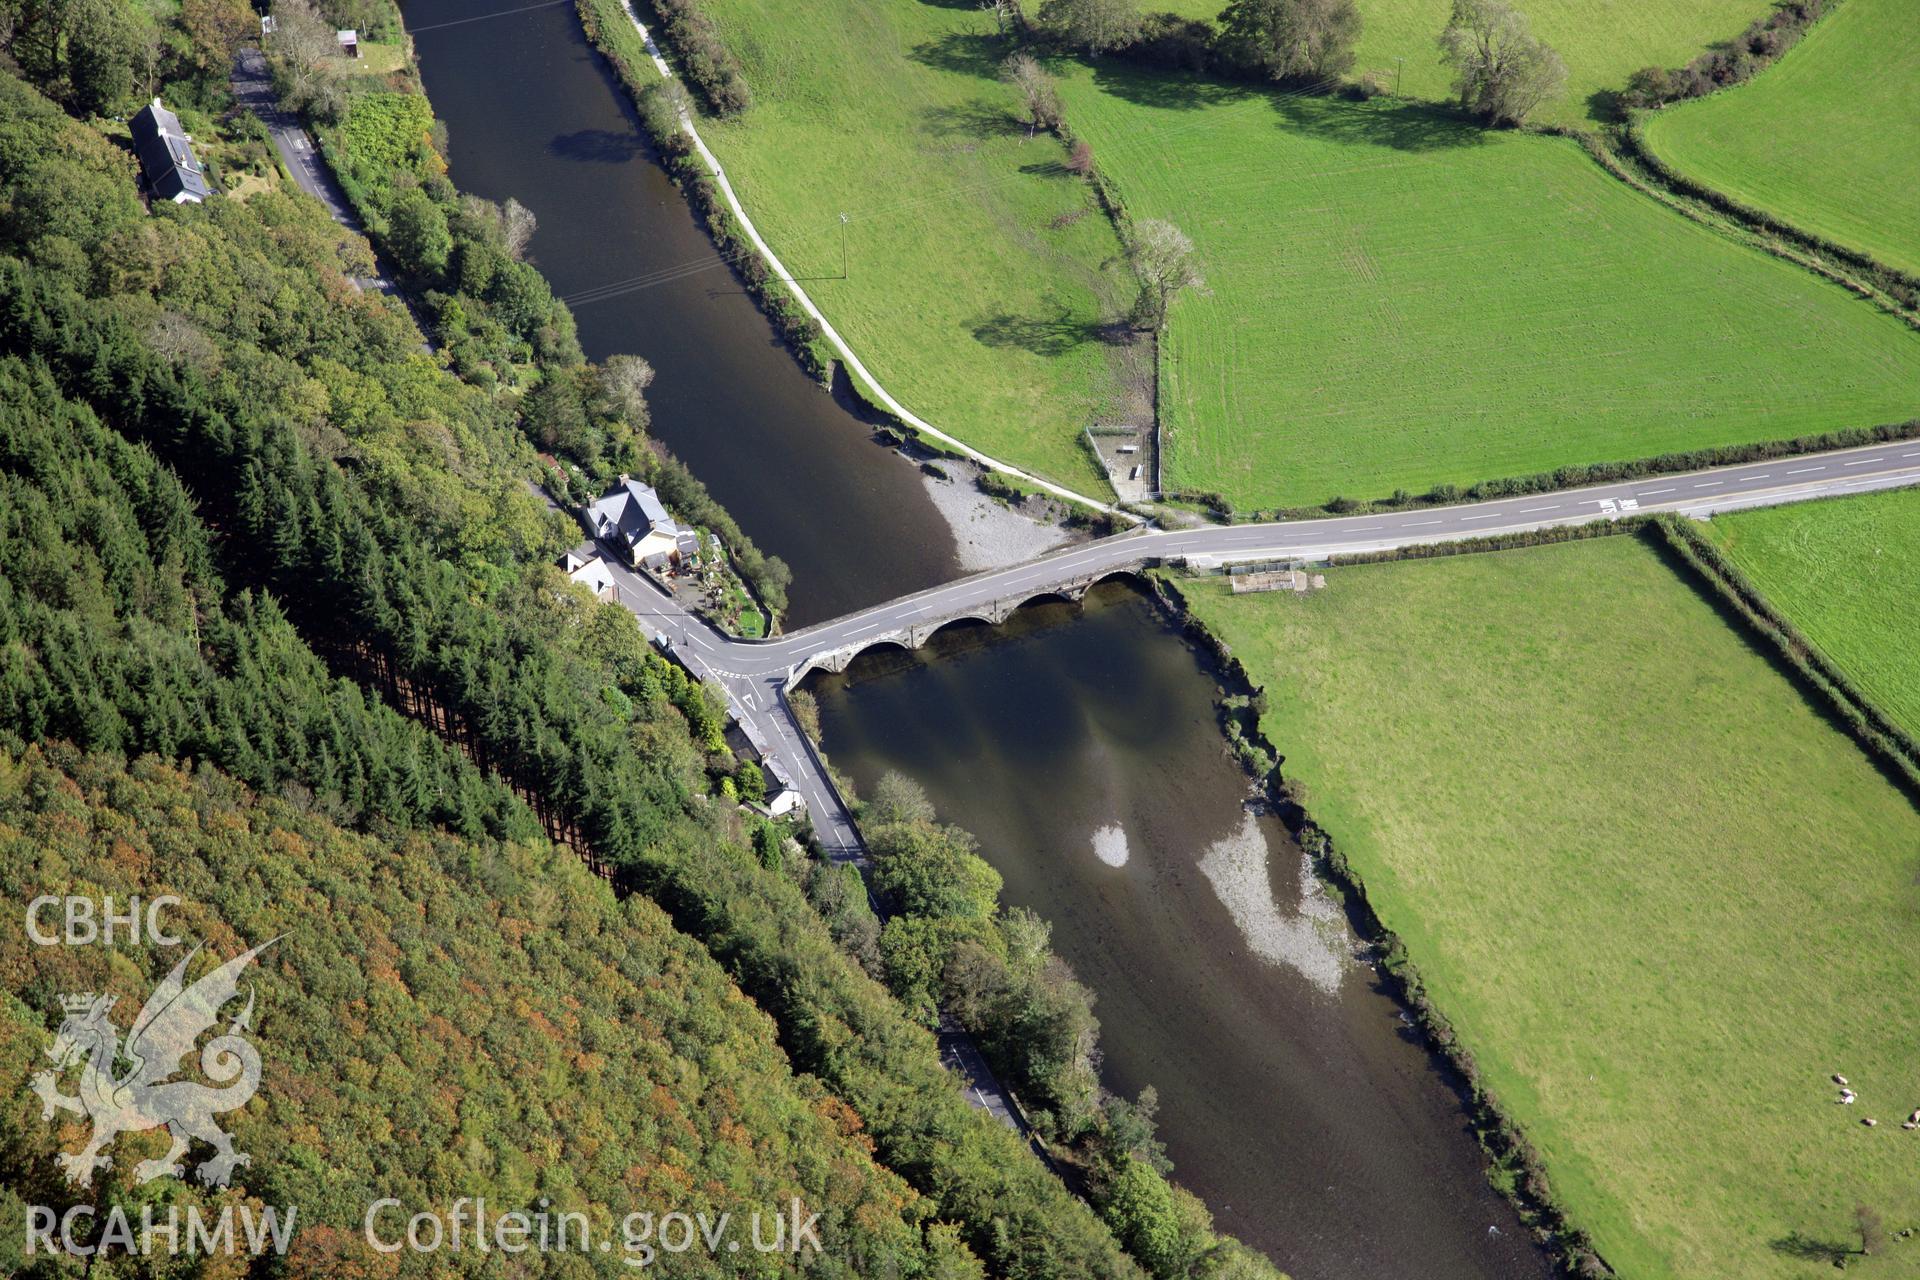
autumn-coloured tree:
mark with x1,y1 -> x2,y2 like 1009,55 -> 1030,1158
182,0 -> 256,73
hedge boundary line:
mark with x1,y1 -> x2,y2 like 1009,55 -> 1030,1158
1567,129 -> 1916,324
1201,418 -> 1920,523
631,0 -> 751,115
1619,120 -> 1920,311
1651,513 -> 1920,794
1191,512 -> 1920,801
1150,571 -> 1612,1278
1325,516 -> 1643,565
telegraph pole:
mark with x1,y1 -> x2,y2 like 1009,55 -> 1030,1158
1394,57 -> 1404,95
839,212 -> 849,279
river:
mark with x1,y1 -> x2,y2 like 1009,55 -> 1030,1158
808,582 -> 1554,1280
403,6 -> 1553,1276
405,0 -> 960,626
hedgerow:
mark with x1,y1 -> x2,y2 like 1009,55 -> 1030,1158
1650,514 -> 1920,794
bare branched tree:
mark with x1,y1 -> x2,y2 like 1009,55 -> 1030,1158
1128,218 -> 1203,331
1001,53 -> 1063,135
503,197 -> 538,259
270,0 -> 339,117
1436,0 -> 1565,125
147,313 -> 219,373
597,354 -> 655,427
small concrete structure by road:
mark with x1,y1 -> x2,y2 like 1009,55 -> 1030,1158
560,548 -> 617,600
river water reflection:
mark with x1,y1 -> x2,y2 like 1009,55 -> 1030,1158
809,581 -> 1555,1280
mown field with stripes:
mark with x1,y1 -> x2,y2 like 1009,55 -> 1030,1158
1056,68 -> 1920,510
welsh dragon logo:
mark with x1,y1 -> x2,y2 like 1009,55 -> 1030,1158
32,940 -> 277,1189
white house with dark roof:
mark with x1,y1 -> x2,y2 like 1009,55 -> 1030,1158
129,99 -> 213,205
587,475 -> 698,572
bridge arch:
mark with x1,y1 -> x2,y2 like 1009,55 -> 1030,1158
783,561 -> 1156,686
788,634 -> 914,685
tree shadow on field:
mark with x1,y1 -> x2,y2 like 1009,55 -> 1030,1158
972,303 -> 1135,357
910,30 -> 1004,78
920,99 -> 1024,139
1585,87 -> 1626,124
1769,1233 -> 1854,1266
1087,59 -> 1257,112
546,128 -> 645,163
1269,93 -> 1489,152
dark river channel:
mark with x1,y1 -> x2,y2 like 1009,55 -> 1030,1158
405,0 -> 960,626
808,583 -> 1553,1280
404,5 -> 1553,1275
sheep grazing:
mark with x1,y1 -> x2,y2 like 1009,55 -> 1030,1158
1839,1089 -> 1857,1104
1909,1109 -> 1919,1124
1862,1117 -> 1878,1127
1833,1074 -> 1849,1086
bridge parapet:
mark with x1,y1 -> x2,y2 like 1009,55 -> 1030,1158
785,565 -> 1148,684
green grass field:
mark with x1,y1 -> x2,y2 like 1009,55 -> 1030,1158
689,0 -> 1140,494
1055,68 -> 1920,509
1644,0 -> 1920,276
1180,536 -> 1920,1279
1707,485 -> 1920,742
1152,0 -> 1758,124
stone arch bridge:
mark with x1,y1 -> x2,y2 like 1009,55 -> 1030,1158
783,564 -> 1146,682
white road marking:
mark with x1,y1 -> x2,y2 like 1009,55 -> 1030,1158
1403,519 -> 1441,527
1639,488 -> 1674,496
1459,513 -> 1499,521
1842,457 -> 1883,467
1786,466 -> 1825,475
1520,504 -> 1560,513
1692,481 -> 1723,488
